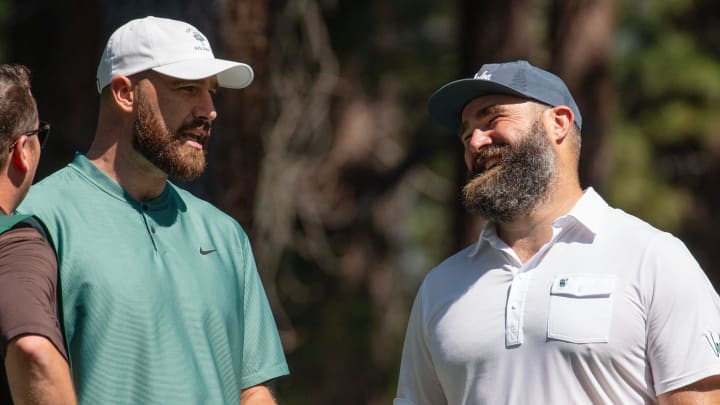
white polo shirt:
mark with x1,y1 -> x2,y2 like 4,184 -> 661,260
395,188 -> 720,405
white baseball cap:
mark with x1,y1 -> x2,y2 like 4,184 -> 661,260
96,16 -> 254,93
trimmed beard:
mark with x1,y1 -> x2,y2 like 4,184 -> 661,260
460,120 -> 556,223
132,90 -> 208,182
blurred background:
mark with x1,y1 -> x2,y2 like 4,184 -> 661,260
2,0 -> 720,403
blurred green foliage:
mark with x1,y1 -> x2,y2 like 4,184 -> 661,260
610,0 -> 720,232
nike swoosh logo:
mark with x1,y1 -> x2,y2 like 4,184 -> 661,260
199,247 -> 217,255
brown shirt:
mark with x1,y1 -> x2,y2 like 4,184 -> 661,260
0,226 -> 66,403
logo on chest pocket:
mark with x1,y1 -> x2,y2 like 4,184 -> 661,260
547,274 -> 616,344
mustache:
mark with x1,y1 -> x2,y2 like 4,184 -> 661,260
476,144 -> 507,161
178,118 -> 212,136
468,144 -> 509,177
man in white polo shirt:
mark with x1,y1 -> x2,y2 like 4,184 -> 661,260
394,60 -> 720,404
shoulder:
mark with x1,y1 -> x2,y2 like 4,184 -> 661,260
0,226 -> 56,276
588,205 -> 705,281
20,165 -> 78,212
598,205 -> 681,252
576,189 -> 669,246
0,226 -> 48,246
426,244 -> 479,277
0,215 -> 50,246
18,166 -> 85,243
167,183 -> 249,238
419,243 -> 486,299
607,205 -> 664,234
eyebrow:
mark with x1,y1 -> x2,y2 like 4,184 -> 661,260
170,78 -> 219,92
170,78 -> 201,86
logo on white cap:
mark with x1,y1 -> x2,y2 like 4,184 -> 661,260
187,28 -> 211,53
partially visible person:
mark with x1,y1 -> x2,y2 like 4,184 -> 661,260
18,16 -> 287,404
0,64 -> 76,404
395,60 -> 720,404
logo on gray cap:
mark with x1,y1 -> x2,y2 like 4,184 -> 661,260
475,71 -> 492,80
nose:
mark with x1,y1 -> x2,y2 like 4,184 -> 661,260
467,128 -> 492,152
464,128 -> 492,170
193,92 -> 218,122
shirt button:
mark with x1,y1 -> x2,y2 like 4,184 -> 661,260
151,226 -> 156,233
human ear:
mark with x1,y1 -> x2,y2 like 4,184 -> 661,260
10,136 -> 31,173
546,105 -> 574,144
110,76 -> 134,112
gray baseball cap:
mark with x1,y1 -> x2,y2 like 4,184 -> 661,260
428,60 -> 582,132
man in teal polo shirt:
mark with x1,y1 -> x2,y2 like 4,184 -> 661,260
19,17 -> 288,404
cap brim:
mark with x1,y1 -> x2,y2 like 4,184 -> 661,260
153,58 -> 254,89
427,79 -> 527,132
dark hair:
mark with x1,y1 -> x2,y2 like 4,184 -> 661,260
0,64 -> 38,166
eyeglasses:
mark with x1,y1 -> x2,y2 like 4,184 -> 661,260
9,121 -> 51,151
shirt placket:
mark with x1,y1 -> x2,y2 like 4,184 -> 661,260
498,223 -> 566,348
140,203 -> 159,252
506,268 -> 530,347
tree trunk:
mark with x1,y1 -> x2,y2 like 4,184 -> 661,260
208,0 -> 271,230
549,0 -> 616,190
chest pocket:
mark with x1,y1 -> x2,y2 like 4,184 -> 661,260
547,274 -> 616,344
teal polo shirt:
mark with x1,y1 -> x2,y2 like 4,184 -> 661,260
19,153 -> 288,404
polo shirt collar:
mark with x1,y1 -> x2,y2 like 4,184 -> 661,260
468,187 -> 609,258
70,152 -> 171,209
561,187 -> 607,235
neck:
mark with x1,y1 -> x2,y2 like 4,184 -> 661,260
0,201 -> 14,215
496,179 -> 583,263
0,165 -> 28,214
87,127 -> 168,202
0,191 -> 23,216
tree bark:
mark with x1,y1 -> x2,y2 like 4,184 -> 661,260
208,0 -> 271,229
549,0 -> 616,189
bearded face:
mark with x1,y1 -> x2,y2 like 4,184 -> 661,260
132,88 -> 209,182
460,119 -> 556,223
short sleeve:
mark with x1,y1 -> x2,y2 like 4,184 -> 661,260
644,233 -> 720,394
0,227 -> 66,360
395,283 -> 446,405
237,231 -> 289,388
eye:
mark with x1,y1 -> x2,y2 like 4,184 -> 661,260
459,128 -> 472,145
179,85 -> 199,95
486,115 -> 500,127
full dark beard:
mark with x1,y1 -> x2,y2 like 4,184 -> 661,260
132,91 -> 207,181
460,120 -> 556,223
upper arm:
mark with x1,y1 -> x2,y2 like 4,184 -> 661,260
0,227 -> 66,360
657,375 -> 720,405
395,287 -> 446,404
6,335 -> 69,371
644,235 -> 720,394
237,231 -> 288,387
5,335 -> 76,405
